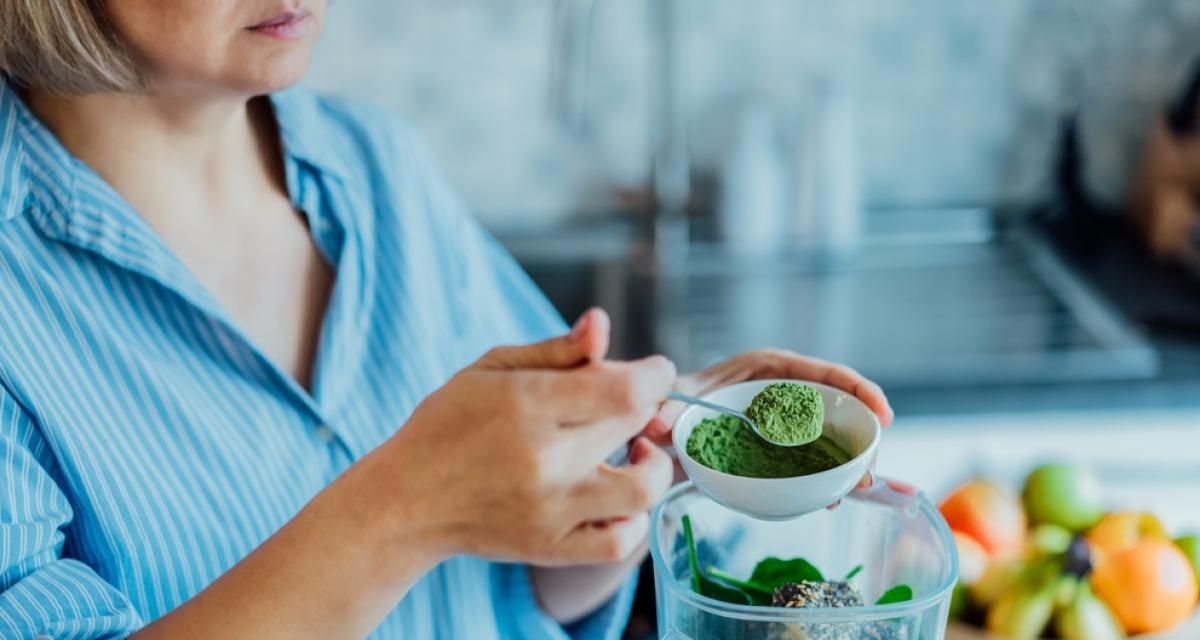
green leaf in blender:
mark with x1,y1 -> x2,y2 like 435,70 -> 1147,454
682,514 -> 701,593
682,514 -> 754,605
684,513 -> 917,610
875,584 -> 914,605
749,557 -> 825,589
704,567 -> 774,606
700,578 -> 754,605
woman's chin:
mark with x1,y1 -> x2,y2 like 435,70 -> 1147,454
225,59 -> 312,95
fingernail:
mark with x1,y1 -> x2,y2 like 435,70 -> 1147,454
569,312 -> 590,343
644,416 -> 667,435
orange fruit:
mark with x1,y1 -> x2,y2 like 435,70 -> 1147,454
940,480 -> 1026,558
1087,512 -> 1167,559
1091,538 -> 1198,634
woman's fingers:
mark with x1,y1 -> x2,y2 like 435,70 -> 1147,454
480,308 -> 612,371
856,469 -> 875,490
569,405 -> 661,468
569,438 -> 672,521
886,479 -> 918,496
543,356 -> 677,426
557,513 -> 651,564
642,398 -> 685,443
766,351 -> 893,427
572,307 -> 611,363
818,365 -> 891,426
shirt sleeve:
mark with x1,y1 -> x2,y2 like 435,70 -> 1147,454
0,386 -> 142,639
401,127 -> 639,638
399,125 -> 568,346
491,563 -> 639,640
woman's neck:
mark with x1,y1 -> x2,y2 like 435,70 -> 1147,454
26,87 -> 287,223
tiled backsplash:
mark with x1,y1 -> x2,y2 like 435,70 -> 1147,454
308,0 -> 1200,226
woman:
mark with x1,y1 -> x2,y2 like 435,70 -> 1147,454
0,2 -> 892,638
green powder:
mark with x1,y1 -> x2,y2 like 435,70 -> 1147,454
745,382 -> 824,446
686,414 -> 851,478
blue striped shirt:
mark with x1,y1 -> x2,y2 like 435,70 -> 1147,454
0,79 -> 635,639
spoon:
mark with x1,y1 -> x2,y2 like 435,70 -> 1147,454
667,390 -> 799,447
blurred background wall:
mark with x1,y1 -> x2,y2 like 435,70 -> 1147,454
308,0 -> 1200,227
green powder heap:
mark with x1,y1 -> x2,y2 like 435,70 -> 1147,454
745,382 -> 824,446
686,414 -> 851,478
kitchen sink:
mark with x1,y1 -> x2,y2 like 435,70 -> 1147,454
500,218 -> 1160,389
653,230 -> 1158,388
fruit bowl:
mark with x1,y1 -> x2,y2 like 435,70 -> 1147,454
945,613 -> 1200,640
942,464 -> 1200,639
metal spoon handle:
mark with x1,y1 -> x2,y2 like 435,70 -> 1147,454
667,391 -> 754,424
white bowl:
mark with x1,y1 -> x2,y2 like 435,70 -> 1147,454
672,379 -> 881,520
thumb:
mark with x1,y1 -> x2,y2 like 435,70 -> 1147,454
481,308 -> 611,370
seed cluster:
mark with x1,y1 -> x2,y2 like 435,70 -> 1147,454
772,581 -> 865,608
766,581 -> 908,640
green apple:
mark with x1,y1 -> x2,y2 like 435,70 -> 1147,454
1177,534 -> 1200,584
1022,464 -> 1105,533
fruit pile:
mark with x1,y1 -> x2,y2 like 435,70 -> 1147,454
941,463 -> 1200,639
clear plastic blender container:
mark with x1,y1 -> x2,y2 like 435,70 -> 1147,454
650,481 -> 958,639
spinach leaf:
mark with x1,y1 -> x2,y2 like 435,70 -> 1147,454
875,584 -> 914,605
749,557 -> 824,591
682,515 -> 754,605
706,567 -> 774,606
700,578 -> 754,605
682,515 -> 702,594
844,564 -> 864,581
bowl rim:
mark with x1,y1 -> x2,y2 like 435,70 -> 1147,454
672,379 -> 882,483
648,481 -> 961,622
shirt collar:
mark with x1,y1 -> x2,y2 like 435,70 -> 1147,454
0,78 -> 76,224
268,86 -> 351,185
0,79 -> 349,228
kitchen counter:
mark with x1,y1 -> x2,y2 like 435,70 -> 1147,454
878,407 -> 1200,530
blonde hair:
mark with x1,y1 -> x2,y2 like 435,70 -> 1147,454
0,0 -> 139,93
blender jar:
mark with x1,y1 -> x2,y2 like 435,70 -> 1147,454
650,481 -> 958,639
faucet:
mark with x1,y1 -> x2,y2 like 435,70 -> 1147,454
648,0 -> 691,268
549,0 -> 691,267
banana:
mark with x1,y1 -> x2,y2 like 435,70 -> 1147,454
986,569 -> 1064,640
1030,523 -> 1073,557
970,559 -> 1024,608
1055,580 -> 1125,640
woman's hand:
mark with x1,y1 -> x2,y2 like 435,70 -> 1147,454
366,311 -> 677,569
136,310 -> 674,639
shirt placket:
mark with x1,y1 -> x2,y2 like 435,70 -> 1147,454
33,166 -> 358,464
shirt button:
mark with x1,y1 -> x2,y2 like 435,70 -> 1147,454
315,424 -> 337,444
